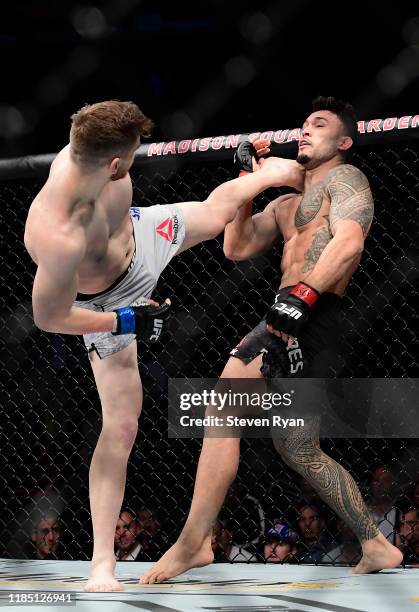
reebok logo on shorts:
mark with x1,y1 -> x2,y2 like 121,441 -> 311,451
156,215 -> 179,244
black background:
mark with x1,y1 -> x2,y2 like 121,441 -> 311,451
2,1 -> 419,157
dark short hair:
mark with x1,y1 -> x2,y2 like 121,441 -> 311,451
311,95 -> 358,145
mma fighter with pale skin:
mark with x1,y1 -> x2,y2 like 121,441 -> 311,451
142,97 -> 403,584
24,100 -> 305,592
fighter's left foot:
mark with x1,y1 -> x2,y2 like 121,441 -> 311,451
139,536 -> 213,584
84,559 -> 123,592
351,534 -> 403,574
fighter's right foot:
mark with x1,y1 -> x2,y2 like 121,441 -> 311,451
139,538 -> 214,584
84,560 -> 124,592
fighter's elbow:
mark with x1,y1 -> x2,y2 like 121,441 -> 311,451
34,317 -> 53,332
349,237 -> 364,257
33,312 -> 60,333
223,245 -> 247,261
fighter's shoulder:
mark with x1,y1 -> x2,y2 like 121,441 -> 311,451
28,210 -> 86,265
324,163 -> 370,190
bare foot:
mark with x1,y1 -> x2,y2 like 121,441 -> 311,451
351,533 -> 403,574
84,559 -> 124,592
140,537 -> 214,584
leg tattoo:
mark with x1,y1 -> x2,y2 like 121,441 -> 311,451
274,419 -> 379,542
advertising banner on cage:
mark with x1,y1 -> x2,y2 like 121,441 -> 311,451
168,378 -> 419,439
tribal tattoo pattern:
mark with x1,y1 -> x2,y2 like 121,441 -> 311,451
295,182 -> 325,227
326,165 -> 374,236
274,419 -> 380,542
302,215 -> 333,273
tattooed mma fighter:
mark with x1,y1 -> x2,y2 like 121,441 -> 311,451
142,96 -> 402,583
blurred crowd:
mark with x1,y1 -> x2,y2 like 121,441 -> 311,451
5,464 -> 419,567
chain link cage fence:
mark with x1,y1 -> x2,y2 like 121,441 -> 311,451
0,117 -> 418,566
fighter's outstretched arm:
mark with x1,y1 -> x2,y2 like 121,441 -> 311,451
175,157 -> 304,253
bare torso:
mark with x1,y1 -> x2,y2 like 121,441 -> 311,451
274,178 -> 360,296
24,146 -> 135,294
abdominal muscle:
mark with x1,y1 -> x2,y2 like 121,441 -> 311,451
279,228 -> 353,296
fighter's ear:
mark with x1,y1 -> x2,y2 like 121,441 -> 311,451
109,156 -> 120,176
338,136 -> 353,152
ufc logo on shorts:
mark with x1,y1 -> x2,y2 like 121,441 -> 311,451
274,302 -> 302,319
150,318 -> 163,341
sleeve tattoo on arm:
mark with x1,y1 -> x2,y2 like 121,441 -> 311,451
326,165 -> 374,236
302,216 -> 333,273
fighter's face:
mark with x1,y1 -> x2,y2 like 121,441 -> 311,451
297,110 -> 347,169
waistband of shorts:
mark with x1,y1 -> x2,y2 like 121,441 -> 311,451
75,241 -> 136,302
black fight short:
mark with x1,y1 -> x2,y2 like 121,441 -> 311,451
229,286 -> 343,378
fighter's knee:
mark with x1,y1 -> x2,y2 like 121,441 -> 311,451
102,419 -> 139,451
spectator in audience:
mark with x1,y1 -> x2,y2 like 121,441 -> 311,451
263,520 -> 298,563
395,504 -> 419,565
137,508 -> 162,558
114,510 -> 142,561
212,519 -> 254,562
298,475 -> 321,506
367,464 -> 397,544
29,513 -> 64,560
295,503 -> 331,563
321,517 -> 361,565
222,481 -> 265,548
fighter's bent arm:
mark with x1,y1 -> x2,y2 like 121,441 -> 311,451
223,194 -> 295,260
303,165 -> 374,292
32,235 -> 116,334
175,163 -> 292,253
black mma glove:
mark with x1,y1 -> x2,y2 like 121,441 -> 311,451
113,302 -> 171,342
234,140 -> 257,175
266,281 -> 320,337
